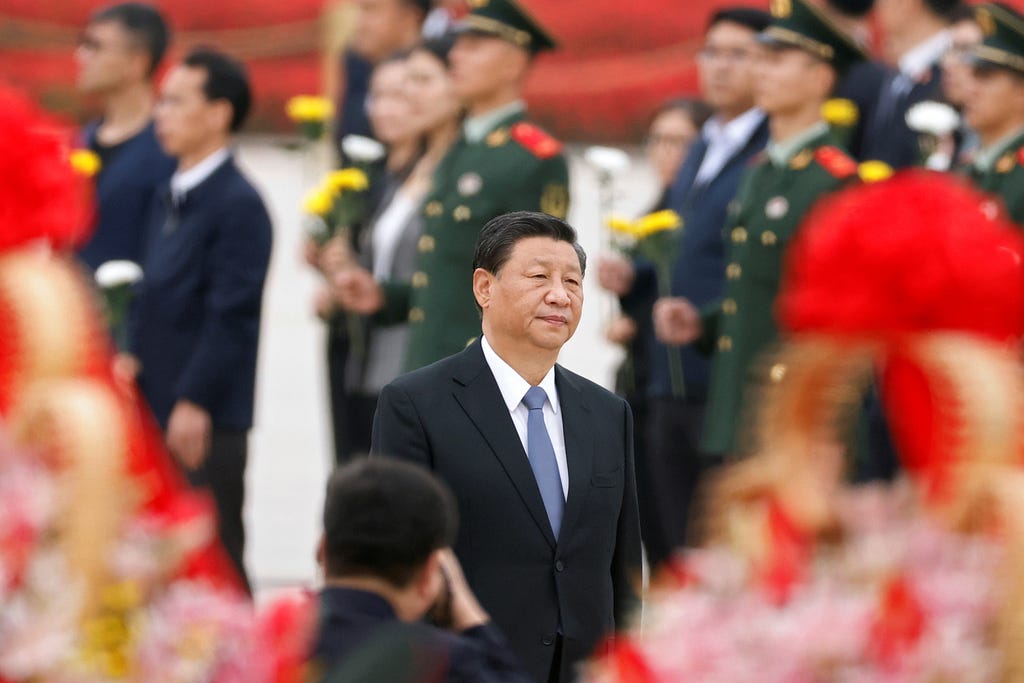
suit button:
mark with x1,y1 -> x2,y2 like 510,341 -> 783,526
418,234 -> 435,252
761,230 -> 778,246
412,271 -> 429,288
722,298 -> 737,315
409,307 -> 425,323
718,335 -> 733,352
555,560 -> 565,572
425,201 -> 443,217
731,227 -> 748,244
726,263 -> 742,280
542,635 -> 555,646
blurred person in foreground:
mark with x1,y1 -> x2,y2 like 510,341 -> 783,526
331,0 -> 428,160
963,2 -> 1024,225
330,34 -> 463,459
372,212 -> 641,683
654,0 -> 866,461
315,52 -> 422,463
124,48 -> 272,591
312,458 -> 531,683
75,2 -> 175,270
597,7 -> 770,567
333,0 -> 570,373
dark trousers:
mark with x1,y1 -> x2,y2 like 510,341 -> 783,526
327,330 -> 376,464
644,397 -> 710,569
186,429 -> 250,593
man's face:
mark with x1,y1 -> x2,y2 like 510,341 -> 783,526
449,33 -> 529,105
154,65 -> 229,158
754,46 -> 833,116
942,20 -> 984,107
963,66 -> 1024,138
698,21 -> 760,115
352,0 -> 418,63
76,20 -> 147,94
477,236 -> 583,353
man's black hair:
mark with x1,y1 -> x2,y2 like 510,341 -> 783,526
183,47 -> 252,132
706,7 -> 773,34
90,2 -> 170,77
472,211 -> 587,277
652,97 -> 714,132
825,0 -> 876,18
323,458 -> 458,588
415,31 -> 457,67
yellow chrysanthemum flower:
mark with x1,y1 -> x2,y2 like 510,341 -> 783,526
302,186 -> 334,216
858,160 -> 894,183
286,95 -> 334,123
821,98 -> 859,128
635,209 -> 682,237
606,215 -> 640,237
70,148 -> 102,177
326,167 -> 369,193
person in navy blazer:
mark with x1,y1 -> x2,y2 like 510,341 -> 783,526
598,7 -> 770,569
125,48 -> 272,591
371,212 -> 641,683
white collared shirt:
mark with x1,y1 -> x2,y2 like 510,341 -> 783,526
170,147 -> 230,202
481,336 -> 568,498
898,30 -> 950,81
693,107 -> 765,187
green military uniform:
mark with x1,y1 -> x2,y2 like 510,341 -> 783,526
964,4 -> 1024,226
375,0 -> 570,372
700,0 -> 868,456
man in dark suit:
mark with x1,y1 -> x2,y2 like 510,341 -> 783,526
312,458 -> 531,683
124,48 -> 272,591
371,212 -> 641,683
598,7 -> 771,567
861,0 -> 961,167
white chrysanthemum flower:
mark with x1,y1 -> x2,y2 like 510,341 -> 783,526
341,135 -> 386,163
906,101 -> 960,137
584,145 -> 631,174
95,260 -> 143,289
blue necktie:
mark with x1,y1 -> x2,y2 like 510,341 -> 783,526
522,386 -> 564,539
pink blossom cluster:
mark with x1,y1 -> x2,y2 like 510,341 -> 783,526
586,485 -> 1005,683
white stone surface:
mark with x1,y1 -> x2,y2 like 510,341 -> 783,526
235,137 -> 660,595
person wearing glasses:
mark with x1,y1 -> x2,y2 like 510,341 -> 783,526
74,2 -> 175,271
597,7 -> 771,569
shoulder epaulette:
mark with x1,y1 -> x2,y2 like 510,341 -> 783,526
510,122 -> 562,159
814,146 -> 858,179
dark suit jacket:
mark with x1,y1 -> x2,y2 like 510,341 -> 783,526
128,156 -> 272,430
636,115 -> 770,399
860,62 -> 945,169
371,341 -> 642,683
313,587 -> 531,683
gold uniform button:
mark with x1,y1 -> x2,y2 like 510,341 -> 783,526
412,271 -> 429,288
722,298 -> 737,315
718,335 -> 733,352
409,307 -> 425,323
453,205 -> 471,221
418,235 -> 436,253
425,201 -> 443,217
761,230 -> 778,246
731,227 -> 748,244
726,263 -> 742,280
769,363 -> 787,383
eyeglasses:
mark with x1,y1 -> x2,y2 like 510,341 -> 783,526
697,47 -> 754,64
645,134 -> 695,149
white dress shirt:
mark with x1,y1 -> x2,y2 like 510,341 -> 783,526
481,336 -> 568,499
693,107 -> 765,187
898,30 -> 951,82
170,147 -> 230,202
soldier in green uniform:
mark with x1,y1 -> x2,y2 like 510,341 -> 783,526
962,3 -> 1024,225
336,0 -> 569,372
654,0 -> 869,457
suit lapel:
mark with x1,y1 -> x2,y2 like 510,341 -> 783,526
553,366 -> 594,548
451,343 -> 557,549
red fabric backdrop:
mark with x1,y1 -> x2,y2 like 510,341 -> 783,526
4,1 -> 1023,142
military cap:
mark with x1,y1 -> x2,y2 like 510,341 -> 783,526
759,0 -> 868,75
970,3 -> 1024,74
455,0 -> 557,54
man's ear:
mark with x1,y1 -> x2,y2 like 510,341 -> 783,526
315,533 -> 326,569
418,549 -> 446,602
208,99 -> 234,135
472,267 -> 493,310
